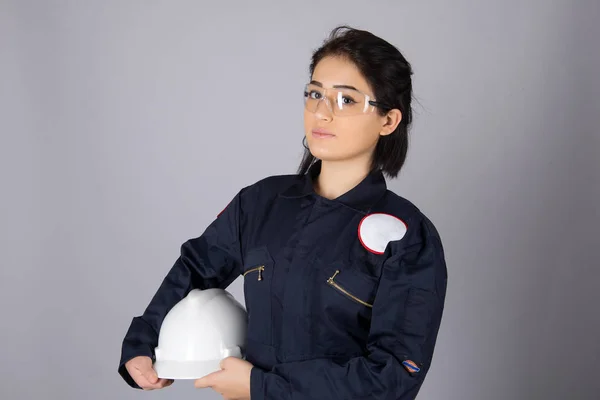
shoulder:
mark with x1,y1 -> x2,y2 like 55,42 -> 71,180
372,191 -> 447,296
239,173 -> 299,197
371,189 -> 444,251
234,173 -> 301,209
249,173 -> 300,191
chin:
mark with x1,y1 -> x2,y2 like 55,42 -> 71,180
305,136 -> 358,162
308,148 -> 346,162
308,145 -> 370,166
305,142 -> 328,157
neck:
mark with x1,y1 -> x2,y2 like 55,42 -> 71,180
314,156 -> 373,200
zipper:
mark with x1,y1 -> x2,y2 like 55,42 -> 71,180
327,269 -> 373,308
243,265 -> 264,281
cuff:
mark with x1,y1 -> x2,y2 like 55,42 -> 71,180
250,366 -> 265,400
117,342 -> 155,389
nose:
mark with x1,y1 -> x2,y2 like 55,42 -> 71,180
314,97 -> 333,121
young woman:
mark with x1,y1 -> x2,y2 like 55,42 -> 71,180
118,26 -> 448,400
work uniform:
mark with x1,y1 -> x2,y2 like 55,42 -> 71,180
118,160 -> 448,399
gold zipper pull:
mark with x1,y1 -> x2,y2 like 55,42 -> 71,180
258,266 -> 264,281
327,269 -> 340,284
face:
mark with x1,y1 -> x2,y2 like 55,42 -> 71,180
303,56 -> 401,165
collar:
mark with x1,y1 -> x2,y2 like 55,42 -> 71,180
279,159 -> 388,213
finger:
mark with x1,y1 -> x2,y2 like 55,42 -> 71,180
158,378 -> 174,388
144,378 -> 169,390
135,368 -> 166,390
220,356 -> 235,369
140,378 -> 162,390
194,371 -> 221,388
138,364 -> 159,385
194,376 -> 209,389
129,368 -> 153,389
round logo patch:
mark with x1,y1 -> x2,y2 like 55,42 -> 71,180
358,213 -> 407,254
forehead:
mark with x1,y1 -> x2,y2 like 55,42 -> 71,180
311,56 -> 373,96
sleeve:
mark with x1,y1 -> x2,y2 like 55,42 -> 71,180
250,222 -> 448,400
117,188 -> 247,388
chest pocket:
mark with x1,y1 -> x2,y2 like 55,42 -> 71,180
311,262 -> 380,356
326,268 -> 375,308
322,263 -> 378,310
242,246 -> 274,346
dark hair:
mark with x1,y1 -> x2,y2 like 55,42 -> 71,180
297,25 -> 414,179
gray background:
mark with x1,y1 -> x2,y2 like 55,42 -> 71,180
1,0 -> 598,399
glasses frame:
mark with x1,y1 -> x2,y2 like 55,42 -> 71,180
303,83 -> 392,116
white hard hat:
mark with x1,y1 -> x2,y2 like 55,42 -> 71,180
153,288 -> 247,380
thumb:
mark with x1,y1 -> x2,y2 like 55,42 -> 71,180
138,359 -> 159,384
194,370 -> 220,388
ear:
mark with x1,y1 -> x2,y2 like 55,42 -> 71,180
379,109 -> 402,137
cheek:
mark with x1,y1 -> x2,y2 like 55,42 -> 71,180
303,109 -> 313,130
338,119 -> 380,147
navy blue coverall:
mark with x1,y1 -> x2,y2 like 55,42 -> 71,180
118,160 -> 448,399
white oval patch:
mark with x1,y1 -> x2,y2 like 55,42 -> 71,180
358,213 -> 407,254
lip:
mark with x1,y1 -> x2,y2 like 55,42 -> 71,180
312,128 -> 335,138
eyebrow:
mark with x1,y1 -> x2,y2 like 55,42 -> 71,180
309,80 -> 359,91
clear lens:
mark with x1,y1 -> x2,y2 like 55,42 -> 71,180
303,83 -> 375,116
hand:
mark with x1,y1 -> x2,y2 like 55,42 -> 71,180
124,356 -> 173,390
194,357 -> 254,400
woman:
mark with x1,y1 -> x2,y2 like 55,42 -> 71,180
118,26 -> 447,400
